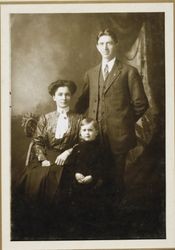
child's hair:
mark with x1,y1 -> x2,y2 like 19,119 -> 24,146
80,117 -> 99,131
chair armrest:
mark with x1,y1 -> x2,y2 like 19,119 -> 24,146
21,112 -> 39,137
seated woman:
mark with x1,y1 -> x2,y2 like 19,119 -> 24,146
18,79 -> 81,207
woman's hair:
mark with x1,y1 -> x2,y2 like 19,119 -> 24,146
48,80 -> 77,96
96,28 -> 118,43
80,117 -> 99,131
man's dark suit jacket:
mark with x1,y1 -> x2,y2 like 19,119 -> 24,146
75,60 -> 149,154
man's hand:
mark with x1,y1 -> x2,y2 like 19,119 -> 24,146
42,160 -> 51,167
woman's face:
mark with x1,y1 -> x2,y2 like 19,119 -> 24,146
53,86 -> 71,108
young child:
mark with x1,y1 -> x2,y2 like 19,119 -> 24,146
71,118 -> 104,190
60,118 -> 107,231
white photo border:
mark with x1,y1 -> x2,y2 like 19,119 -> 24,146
1,2 -> 175,250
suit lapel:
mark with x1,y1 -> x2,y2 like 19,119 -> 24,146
104,60 -> 122,94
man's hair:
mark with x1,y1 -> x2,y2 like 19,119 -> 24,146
97,28 -> 118,43
80,117 -> 99,131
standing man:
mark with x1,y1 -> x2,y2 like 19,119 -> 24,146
75,28 -> 148,198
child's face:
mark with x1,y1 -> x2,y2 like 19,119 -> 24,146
80,123 -> 98,142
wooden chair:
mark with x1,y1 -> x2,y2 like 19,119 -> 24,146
21,113 -> 39,166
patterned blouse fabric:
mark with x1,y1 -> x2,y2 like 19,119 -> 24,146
18,110 -> 82,204
33,110 -> 81,161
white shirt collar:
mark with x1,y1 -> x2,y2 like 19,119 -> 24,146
55,107 -> 69,139
57,106 -> 70,115
102,57 -> 116,73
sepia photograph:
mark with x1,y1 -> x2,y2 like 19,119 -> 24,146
1,2 -> 175,250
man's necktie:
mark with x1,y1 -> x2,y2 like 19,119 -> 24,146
103,64 -> 109,81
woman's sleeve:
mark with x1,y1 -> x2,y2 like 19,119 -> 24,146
33,115 -> 48,162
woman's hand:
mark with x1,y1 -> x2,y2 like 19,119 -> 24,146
42,160 -> 51,167
55,150 -> 71,166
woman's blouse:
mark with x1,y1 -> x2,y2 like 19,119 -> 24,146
33,110 -> 81,162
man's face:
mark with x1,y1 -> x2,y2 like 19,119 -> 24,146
96,35 -> 117,61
